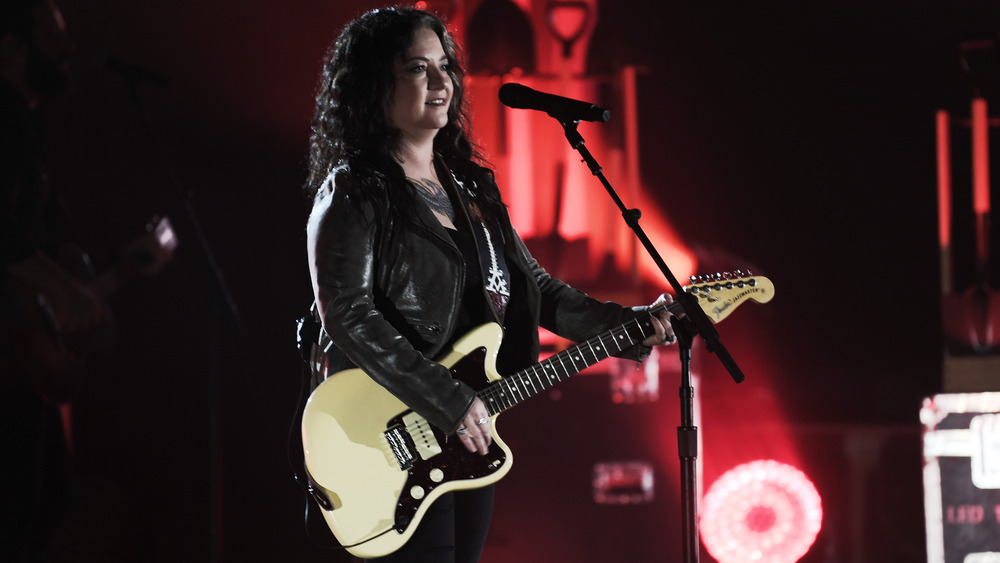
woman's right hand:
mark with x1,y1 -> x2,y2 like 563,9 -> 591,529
455,397 -> 492,455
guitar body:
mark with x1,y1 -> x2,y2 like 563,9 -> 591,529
1,246 -> 104,402
301,323 -> 512,559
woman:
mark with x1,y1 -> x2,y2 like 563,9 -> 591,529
305,7 -> 675,562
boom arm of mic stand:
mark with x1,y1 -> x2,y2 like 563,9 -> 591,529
557,118 -> 745,384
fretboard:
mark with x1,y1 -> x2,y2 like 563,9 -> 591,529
478,303 -> 675,416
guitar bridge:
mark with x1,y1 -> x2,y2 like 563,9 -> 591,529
385,425 -> 416,471
384,412 -> 444,471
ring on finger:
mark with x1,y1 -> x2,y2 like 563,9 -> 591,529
457,427 -> 468,435
477,417 -> 488,425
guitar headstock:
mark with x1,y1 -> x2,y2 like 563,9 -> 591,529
151,216 -> 178,253
116,216 -> 177,279
684,271 -> 774,323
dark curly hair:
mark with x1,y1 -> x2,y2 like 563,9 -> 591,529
305,6 -> 503,222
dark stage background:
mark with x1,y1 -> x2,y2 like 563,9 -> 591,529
32,1 -> 1000,561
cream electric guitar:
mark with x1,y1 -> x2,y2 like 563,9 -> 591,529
301,274 -> 774,558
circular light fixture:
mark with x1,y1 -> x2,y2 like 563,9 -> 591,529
701,460 -> 823,563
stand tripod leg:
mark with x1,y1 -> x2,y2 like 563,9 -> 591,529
675,319 -> 700,563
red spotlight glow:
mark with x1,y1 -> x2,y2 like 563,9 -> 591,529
701,460 -> 822,563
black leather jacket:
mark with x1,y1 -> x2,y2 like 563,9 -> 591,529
306,163 -> 648,434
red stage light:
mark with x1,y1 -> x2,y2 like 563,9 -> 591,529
701,460 -> 822,563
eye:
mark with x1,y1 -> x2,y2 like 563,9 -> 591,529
408,64 -> 426,73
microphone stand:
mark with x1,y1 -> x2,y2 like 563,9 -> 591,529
554,116 -> 745,563
119,74 -> 243,563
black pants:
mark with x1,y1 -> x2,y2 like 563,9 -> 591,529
366,485 -> 495,563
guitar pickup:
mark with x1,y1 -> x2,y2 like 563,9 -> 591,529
402,412 -> 443,460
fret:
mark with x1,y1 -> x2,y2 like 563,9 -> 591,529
632,319 -> 652,342
502,383 -> 516,408
542,362 -> 558,384
554,354 -> 570,380
509,376 -> 526,403
519,374 -> 537,399
602,332 -> 619,354
528,365 -> 546,390
493,386 -> 509,410
523,371 -> 540,395
621,326 -> 635,347
483,393 -> 500,416
638,319 -> 653,338
563,349 -> 580,372
584,339 -> 604,364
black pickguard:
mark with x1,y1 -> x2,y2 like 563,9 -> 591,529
390,347 -> 508,530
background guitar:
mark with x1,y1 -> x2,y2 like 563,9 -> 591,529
2,216 -> 177,404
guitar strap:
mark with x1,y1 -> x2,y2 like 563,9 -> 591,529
450,174 -> 511,323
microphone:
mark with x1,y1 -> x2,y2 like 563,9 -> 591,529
498,83 -> 610,123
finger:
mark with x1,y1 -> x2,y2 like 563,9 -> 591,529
462,431 -> 487,455
457,420 -> 491,453
659,313 -> 676,338
479,428 -> 493,449
652,315 -> 676,345
476,431 -> 491,454
464,439 -> 478,454
659,317 -> 676,344
469,420 -> 491,453
651,315 -> 666,339
456,427 -> 476,453
467,436 -> 481,454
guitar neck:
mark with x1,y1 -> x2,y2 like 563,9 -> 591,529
89,269 -> 127,300
87,257 -> 149,300
478,301 -> 681,416
475,274 -> 773,416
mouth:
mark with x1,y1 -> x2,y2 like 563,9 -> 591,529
426,98 -> 448,106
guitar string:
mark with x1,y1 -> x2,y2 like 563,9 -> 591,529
476,314 -> 655,415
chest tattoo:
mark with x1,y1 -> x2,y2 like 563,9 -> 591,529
408,177 -> 456,223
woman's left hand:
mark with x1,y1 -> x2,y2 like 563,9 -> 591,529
641,293 -> 677,347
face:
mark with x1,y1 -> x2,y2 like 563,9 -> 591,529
389,26 -> 453,143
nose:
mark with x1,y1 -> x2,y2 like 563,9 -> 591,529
428,66 -> 448,91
